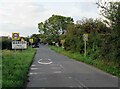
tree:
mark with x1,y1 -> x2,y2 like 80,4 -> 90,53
38,15 -> 73,44
30,34 -> 40,43
97,1 -> 120,62
64,18 -> 108,53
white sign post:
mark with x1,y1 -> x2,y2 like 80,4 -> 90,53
83,34 -> 88,57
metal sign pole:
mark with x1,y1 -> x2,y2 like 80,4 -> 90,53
14,41 -> 16,59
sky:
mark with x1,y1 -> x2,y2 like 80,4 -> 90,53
0,0 -> 103,37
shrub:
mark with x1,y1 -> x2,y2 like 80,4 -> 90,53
2,39 -> 12,50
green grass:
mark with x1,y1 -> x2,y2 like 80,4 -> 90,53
2,47 -> 36,89
50,46 -> 120,77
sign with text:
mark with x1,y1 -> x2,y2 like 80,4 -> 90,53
12,41 -> 27,49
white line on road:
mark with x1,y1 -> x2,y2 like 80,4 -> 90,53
68,76 -> 72,79
31,65 -> 36,66
38,61 -> 52,64
48,58 -> 51,61
31,68 -> 39,70
53,71 -> 62,74
29,72 -> 44,75
75,79 -> 89,89
38,59 -> 53,65
39,59 -> 42,61
67,76 -> 82,88
29,72 -> 38,75
60,64 -> 64,68
51,67 -> 61,69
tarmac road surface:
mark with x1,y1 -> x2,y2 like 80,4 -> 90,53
26,44 -> 119,89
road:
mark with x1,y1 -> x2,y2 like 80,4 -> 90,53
26,44 -> 119,89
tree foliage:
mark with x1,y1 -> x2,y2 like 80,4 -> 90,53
97,1 -> 120,62
38,15 -> 73,44
37,1 -> 120,65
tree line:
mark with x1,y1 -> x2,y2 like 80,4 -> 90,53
38,1 -> 120,65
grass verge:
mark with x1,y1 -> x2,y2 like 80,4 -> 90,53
50,46 -> 120,77
2,47 -> 36,89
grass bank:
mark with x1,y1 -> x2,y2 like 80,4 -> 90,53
2,47 -> 36,89
50,46 -> 120,77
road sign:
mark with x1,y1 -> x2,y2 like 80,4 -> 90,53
60,39 -> 65,44
29,39 -> 33,43
12,33 -> 20,40
83,34 -> 88,57
83,34 -> 88,41
12,41 -> 27,49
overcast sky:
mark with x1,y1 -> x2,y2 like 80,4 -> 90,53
0,0 -> 102,37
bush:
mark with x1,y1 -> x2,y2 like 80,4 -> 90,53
2,40 -> 12,50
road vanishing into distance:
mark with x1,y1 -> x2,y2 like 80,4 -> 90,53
26,44 -> 119,89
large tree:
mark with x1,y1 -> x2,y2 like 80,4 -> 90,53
97,1 -> 120,62
38,15 -> 73,44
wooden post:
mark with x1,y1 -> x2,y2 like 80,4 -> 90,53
84,41 -> 87,57
83,34 -> 88,57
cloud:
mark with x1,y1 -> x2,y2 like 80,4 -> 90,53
0,0 -> 100,37
0,0 -> 98,3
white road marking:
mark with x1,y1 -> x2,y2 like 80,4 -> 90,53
51,64 -> 59,66
48,59 -> 51,61
60,64 -> 64,68
38,59 -> 53,65
67,76 -> 86,88
75,79 -> 89,89
68,77 -> 72,79
78,85 -> 82,88
38,61 -> 52,64
31,65 -> 36,66
39,59 -> 42,61
29,72 -> 44,75
51,67 -> 60,69
29,72 -> 38,75
31,68 -> 39,70
53,71 -> 62,74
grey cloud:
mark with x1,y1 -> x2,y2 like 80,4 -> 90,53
0,0 -> 100,37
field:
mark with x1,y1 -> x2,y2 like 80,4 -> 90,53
2,47 -> 36,89
50,46 -> 120,77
